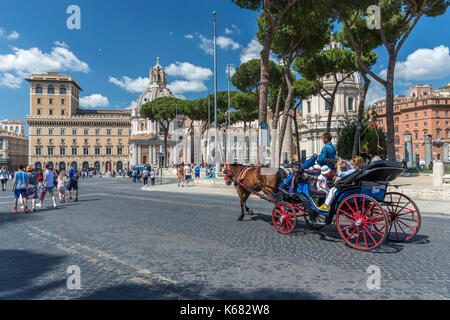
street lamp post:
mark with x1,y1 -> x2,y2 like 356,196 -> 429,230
213,11 -> 218,166
227,64 -> 233,164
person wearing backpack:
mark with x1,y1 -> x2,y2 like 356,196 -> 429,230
67,164 -> 79,202
142,168 -> 149,185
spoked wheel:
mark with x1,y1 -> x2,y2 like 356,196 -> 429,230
382,192 -> 421,242
272,203 -> 296,234
303,208 -> 327,229
336,195 -> 389,251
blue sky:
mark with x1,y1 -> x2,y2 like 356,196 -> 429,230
0,0 -> 449,124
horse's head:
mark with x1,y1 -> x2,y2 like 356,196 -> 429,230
224,163 -> 241,186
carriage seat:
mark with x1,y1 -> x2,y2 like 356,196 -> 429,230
335,160 -> 404,190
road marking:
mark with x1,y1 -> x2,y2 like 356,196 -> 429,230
27,225 -> 177,286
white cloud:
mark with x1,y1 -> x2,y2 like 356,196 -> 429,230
184,34 -> 194,39
0,28 -> 19,40
126,100 -> 137,110
79,94 -> 110,108
366,80 -> 386,105
54,41 -> 69,49
191,33 -> 240,55
225,24 -> 241,35
380,45 -> 450,81
166,62 -> 213,81
239,38 -> 277,64
167,80 -> 207,94
0,44 -> 90,75
109,76 -> 149,93
0,73 -> 22,89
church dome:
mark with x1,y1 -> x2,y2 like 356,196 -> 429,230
132,58 -> 175,117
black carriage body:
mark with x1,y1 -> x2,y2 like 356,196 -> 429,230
290,161 -> 405,223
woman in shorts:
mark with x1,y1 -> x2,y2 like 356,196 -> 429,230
26,166 -> 38,212
57,170 -> 67,203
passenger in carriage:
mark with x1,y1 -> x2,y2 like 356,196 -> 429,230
318,156 -> 365,211
278,161 -> 301,193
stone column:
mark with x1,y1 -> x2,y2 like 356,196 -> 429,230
404,132 -> 413,168
424,134 -> 433,168
444,143 -> 449,163
433,161 -> 444,187
137,145 -> 141,165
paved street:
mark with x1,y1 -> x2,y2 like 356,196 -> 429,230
0,178 -> 449,300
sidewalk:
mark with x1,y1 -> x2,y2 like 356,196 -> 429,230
141,180 -> 450,217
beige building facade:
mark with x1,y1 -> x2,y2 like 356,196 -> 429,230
26,72 -> 131,173
0,124 -> 28,170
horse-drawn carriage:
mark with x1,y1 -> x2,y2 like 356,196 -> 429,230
272,160 -> 421,251
225,159 -> 421,251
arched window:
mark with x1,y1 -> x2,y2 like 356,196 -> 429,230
60,85 -> 66,94
36,85 -> 42,93
59,162 -> 66,172
140,123 -> 145,131
117,161 -> 123,172
35,162 -> 42,171
48,85 -> 54,94
94,161 -> 100,171
82,162 -> 89,171
70,161 -> 78,169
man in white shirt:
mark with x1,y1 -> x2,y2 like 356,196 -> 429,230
36,163 -> 57,208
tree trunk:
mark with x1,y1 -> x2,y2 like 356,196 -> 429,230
278,68 -> 294,165
325,92 -> 336,133
257,28 -> 276,165
163,126 -> 169,168
270,80 -> 285,168
352,72 -> 370,157
293,107 -> 301,162
384,56 -> 397,161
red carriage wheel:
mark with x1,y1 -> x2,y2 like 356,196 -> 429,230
382,192 -> 421,242
272,203 -> 296,234
336,194 -> 388,251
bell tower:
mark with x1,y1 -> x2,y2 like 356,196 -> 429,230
149,57 -> 167,88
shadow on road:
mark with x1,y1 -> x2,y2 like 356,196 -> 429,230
0,250 -> 66,299
78,282 -> 318,300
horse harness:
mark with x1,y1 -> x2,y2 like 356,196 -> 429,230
226,165 -> 278,203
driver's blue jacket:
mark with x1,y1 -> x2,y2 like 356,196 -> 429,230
317,142 -> 337,170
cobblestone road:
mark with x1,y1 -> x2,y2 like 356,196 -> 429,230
0,178 -> 448,299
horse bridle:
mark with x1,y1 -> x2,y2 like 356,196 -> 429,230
224,164 -> 236,186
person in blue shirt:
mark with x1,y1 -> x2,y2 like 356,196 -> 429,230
1,166 -> 10,191
317,132 -> 337,170
194,163 -> 201,179
12,165 -> 29,213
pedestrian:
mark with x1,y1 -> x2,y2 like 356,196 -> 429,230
194,163 -> 201,180
1,165 -> 9,191
184,163 -> 192,187
57,170 -> 67,203
143,167 -> 149,185
137,170 -> 142,183
150,168 -> 156,185
67,164 -> 79,202
26,166 -> 38,212
177,164 -> 184,187
11,164 -> 29,213
36,163 -> 57,208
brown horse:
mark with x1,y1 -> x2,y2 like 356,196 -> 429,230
224,164 -> 287,221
